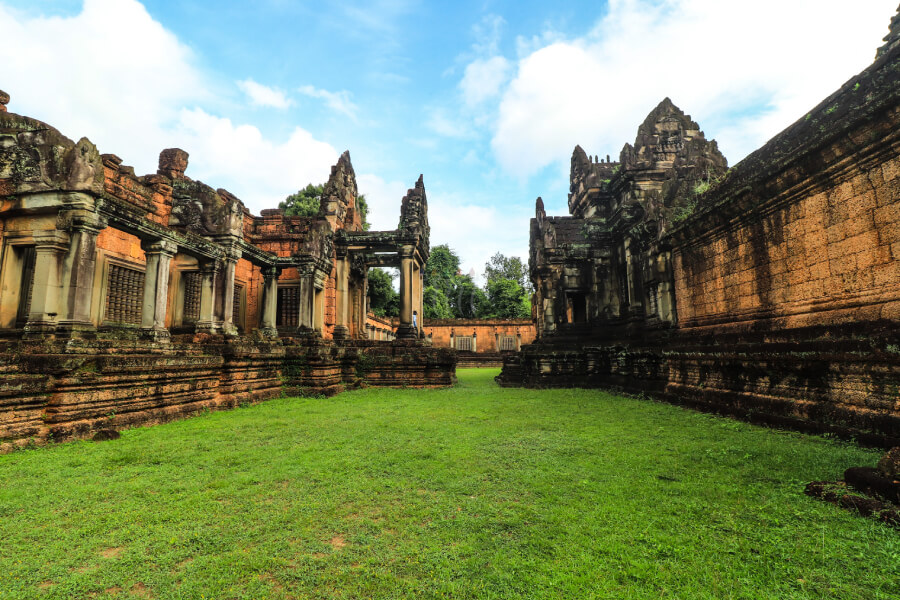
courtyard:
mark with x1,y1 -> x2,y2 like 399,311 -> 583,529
0,369 -> 896,600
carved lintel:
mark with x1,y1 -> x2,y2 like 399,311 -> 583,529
141,239 -> 178,257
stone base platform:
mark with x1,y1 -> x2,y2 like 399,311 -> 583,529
0,336 -> 456,452
498,322 -> 900,448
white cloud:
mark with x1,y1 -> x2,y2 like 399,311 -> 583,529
0,0 -> 204,170
426,188 -> 531,282
298,85 -> 359,120
0,0 -> 342,215
460,56 -> 511,106
356,173 -> 408,231
237,79 -> 293,109
425,109 -> 473,138
487,0 -> 897,177
173,109 -> 338,212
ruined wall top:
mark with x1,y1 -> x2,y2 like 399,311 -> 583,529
399,174 -> 430,256
161,148 -> 246,238
319,150 -> 363,232
0,103 -> 105,196
877,4 -> 900,59
619,98 -> 725,174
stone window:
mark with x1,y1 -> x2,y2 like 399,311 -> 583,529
455,336 -> 474,351
104,264 -> 144,325
181,271 -> 202,323
277,286 -> 299,327
15,246 -> 35,327
647,283 -> 659,317
233,283 -> 244,331
499,335 -> 517,351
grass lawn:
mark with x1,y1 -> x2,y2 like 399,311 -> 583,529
0,368 -> 897,600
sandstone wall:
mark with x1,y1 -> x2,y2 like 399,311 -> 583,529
0,337 -> 456,452
423,319 -> 536,350
500,29 -> 900,446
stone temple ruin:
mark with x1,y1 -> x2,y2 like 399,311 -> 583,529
1,6 -> 900,460
0,95 -> 454,450
499,9 -> 900,448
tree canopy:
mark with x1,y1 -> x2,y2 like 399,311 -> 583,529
420,246 -> 530,320
483,252 -> 530,292
279,183 -> 369,230
367,268 -> 398,317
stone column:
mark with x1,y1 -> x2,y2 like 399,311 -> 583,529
542,280 -> 556,335
259,265 -> 279,338
333,253 -> 350,340
357,273 -> 368,340
297,269 -> 315,335
140,239 -> 177,341
396,245 -> 416,339
23,230 -> 70,338
57,211 -> 107,336
195,260 -> 219,334
657,251 -> 675,323
414,264 -> 424,337
220,248 -> 240,336
624,238 -> 643,317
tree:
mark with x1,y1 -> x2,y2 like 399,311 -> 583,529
423,286 -> 452,319
483,278 -> 531,319
450,275 -> 488,319
279,183 -> 323,217
424,244 -> 461,298
367,268 -> 398,317
483,252 -> 530,292
279,184 -> 370,230
357,194 -> 370,231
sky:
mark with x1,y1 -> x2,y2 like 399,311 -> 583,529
1,0 -> 896,280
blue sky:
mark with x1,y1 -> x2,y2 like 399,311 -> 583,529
1,0 -> 896,278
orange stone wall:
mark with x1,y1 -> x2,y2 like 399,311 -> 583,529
423,319 -> 536,352
674,123 -> 900,332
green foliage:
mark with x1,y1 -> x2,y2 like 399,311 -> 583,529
672,199 -> 699,224
279,184 -> 370,230
423,244 -> 461,298
483,252 -> 529,291
483,277 -> 531,319
356,193 -> 370,231
423,285 -> 452,319
693,180 -> 711,195
0,370 -> 895,599
449,275 -> 488,319
367,268 -> 398,317
279,183 -> 323,217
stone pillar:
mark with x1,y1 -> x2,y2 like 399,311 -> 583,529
259,265 -> 279,338
414,264 -> 424,337
624,238 -> 643,316
333,253 -> 350,340
221,249 -> 240,336
297,270 -> 315,335
195,260 -> 220,334
58,211 -> 107,336
23,230 -> 70,338
140,239 -> 177,341
358,274 -> 368,340
396,245 -> 416,339
542,280 -> 556,335
657,251 -> 675,323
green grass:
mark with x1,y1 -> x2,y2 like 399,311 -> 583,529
1,368 -> 897,599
